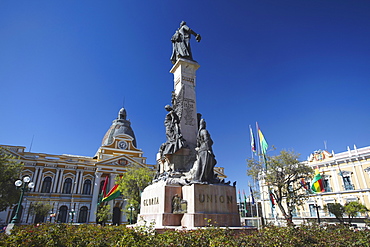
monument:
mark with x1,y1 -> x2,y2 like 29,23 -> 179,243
138,21 -> 240,228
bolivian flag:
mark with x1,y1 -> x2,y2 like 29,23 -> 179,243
311,169 -> 325,193
102,184 -> 121,202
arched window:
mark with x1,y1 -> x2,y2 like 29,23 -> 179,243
57,206 -> 68,223
78,206 -> 88,223
62,178 -> 73,194
99,180 -> 106,192
82,179 -> 92,195
112,206 -> 121,226
34,213 -> 45,224
41,177 -> 52,193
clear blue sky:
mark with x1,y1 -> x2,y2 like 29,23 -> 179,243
1,1 -> 370,195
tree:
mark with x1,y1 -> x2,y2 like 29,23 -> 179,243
344,201 -> 369,224
29,201 -> 53,223
0,147 -> 23,211
324,203 -> 345,224
247,150 -> 314,224
96,204 -> 112,226
117,167 -> 154,223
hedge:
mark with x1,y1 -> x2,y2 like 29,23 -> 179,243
1,223 -> 369,246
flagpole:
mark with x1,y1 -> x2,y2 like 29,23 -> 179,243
257,122 -> 275,223
253,178 -> 260,219
256,122 -> 266,225
238,190 -> 243,217
249,183 -> 254,217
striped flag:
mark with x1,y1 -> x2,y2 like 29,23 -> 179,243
269,191 -> 276,206
258,126 -> 268,155
101,176 -> 109,197
249,125 -> 256,154
98,176 -> 109,205
243,190 -> 248,215
250,186 -> 255,204
300,178 -> 309,190
311,169 -> 325,193
102,184 -> 121,202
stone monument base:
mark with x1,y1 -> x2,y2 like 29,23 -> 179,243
138,181 -> 240,228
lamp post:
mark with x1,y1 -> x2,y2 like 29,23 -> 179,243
69,181 -> 76,224
69,209 -> 75,224
129,205 -> 135,224
11,176 -> 35,224
313,201 -> 321,224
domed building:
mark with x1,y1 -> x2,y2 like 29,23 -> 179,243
0,108 -> 151,225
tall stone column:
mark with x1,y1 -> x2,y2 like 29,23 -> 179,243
57,170 -> 65,193
52,168 -> 60,193
35,167 -> 44,192
170,58 -> 200,149
89,172 -> 102,223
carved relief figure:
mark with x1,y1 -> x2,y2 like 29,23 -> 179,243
172,194 -> 181,213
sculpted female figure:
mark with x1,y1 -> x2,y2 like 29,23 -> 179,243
191,119 -> 217,183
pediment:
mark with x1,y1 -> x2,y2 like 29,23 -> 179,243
308,150 -> 333,162
95,135 -> 142,159
95,153 -> 146,168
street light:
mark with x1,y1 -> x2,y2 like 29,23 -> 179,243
313,202 -> 321,224
11,176 -> 35,224
69,209 -> 75,224
129,205 -> 135,224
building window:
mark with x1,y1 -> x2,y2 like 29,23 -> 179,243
323,178 -> 332,192
62,178 -> 73,194
82,179 -> 92,195
57,206 -> 68,223
41,177 -> 52,193
343,176 -> 354,190
99,180 -> 106,192
291,206 -> 298,217
309,204 -> 317,217
78,206 -> 88,223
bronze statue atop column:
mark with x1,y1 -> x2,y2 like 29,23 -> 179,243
170,21 -> 201,64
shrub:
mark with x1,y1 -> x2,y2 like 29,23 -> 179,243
1,223 -> 369,246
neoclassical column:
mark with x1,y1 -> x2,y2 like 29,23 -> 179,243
76,170 -> 84,194
110,173 -> 117,189
52,168 -> 61,193
57,169 -> 65,193
351,162 -> 360,190
89,172 -> 102,223
332,165 -> 341,192
35,167 -> 44,192
73,170 -> 81,194
32,167 -> 40,192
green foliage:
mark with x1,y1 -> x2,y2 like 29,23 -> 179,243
247,150 -> 314,223
344,201 -> 369,224
324,203 -> 345,223
1,223 -> 370,247
29,202 -> 53,218
117,167 -> 154,223
0,147 -> 23,211
96,204 -> 112,225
